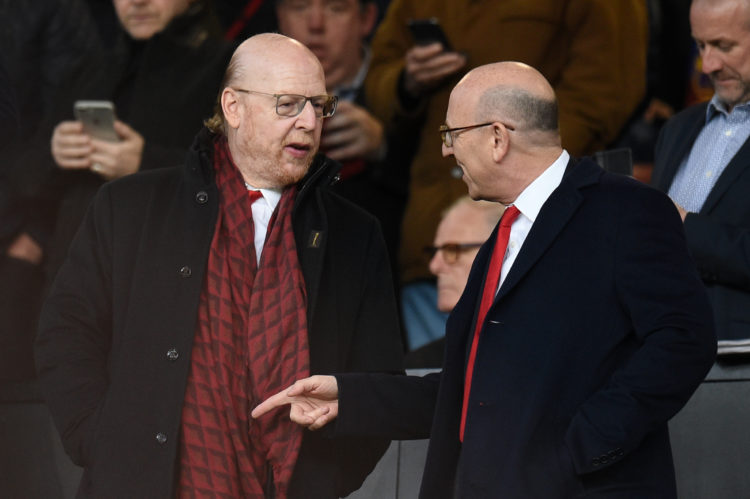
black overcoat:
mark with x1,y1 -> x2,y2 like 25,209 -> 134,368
336,158 -> 716,498
36,129 -> 404,498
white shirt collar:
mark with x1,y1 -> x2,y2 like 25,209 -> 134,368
511,149 -> 569,222
245,182 -> 282,210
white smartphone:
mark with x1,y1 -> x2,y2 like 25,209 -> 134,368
74,100 -> 120,142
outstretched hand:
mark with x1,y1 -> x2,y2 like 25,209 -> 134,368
251,375 -> 339,431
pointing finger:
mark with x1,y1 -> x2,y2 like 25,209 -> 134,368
251,387 -> 294,419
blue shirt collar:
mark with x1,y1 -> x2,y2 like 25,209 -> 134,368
706,94 -> 750,121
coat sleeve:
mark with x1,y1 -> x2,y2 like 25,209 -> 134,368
682,212 -> 750,290
564,184 -> 716,475
335,372 -> 439,440
35,184 -> 115,467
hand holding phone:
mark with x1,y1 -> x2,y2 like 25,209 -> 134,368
55,101 -> 143,179
407,18 -> 453,51
74,100 -> 120,142
402,19 -> 466,98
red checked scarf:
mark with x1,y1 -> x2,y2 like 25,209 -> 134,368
177,136 -> 310,498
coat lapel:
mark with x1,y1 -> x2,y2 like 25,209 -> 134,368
293,155 -> 339,318
653,104 -> 708,192
701,134 -> 750,213
496,158 -> 600,301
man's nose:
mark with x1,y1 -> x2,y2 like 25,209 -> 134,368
295,100 -> 318,129
701,46 -> 722,75
308,6 -> 325,31
442,143 -> 453,157
429,251 -> 445,276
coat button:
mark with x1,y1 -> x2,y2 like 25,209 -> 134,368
155,432 -> 167,444
592,458 -> 601,467
195,191 -> 208,204
166,348 -> 179,361
179,266 -> 192,278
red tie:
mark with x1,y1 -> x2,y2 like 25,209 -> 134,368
247,189 -> 262,204
460,205 -> 521,442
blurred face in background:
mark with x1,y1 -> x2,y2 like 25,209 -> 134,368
276,0 -> 377,89
114,0 -> 193,40
429,201 -> 500,312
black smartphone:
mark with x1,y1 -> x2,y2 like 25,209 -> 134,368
407,18 -> 453,51
74,100 -> 120,142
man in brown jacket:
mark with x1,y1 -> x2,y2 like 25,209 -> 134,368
365,0 -> 648,345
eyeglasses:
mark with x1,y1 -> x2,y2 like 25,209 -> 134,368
233,89 -> 338,118
424,242 -> 484,264
439,121 -> 515,147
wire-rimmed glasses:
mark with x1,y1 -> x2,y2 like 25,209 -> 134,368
233,89 -> 338,118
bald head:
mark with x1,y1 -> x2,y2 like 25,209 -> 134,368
430,196 -> 504,312
455,62 -> 559,141
442,62 -> 563,203
444,196 -> 504,234
206,33 -> 325,134
227,33 -> 324,90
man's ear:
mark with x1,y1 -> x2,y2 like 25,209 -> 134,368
222,88 -> 241,129
490,122 -> 511,163
360,3 -> 378,38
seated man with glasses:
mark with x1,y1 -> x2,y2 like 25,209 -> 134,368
35,33 -> 404,499
405,196 -> 503,367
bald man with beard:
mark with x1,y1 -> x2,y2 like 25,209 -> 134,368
254,61 -> 716,499
35,33 -> 403,499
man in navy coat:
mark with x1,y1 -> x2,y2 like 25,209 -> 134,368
652,0 -> 750,356
253,61 -> 716,498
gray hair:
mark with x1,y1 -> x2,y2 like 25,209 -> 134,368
475,85 -> 558,133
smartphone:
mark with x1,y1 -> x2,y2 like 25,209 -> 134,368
407,18 -> 453,51
74,100 -> 119,142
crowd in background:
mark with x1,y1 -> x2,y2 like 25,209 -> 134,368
0,0 -> 710,382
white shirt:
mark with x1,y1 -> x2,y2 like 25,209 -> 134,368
497,149 -> 569,290
245,183 -> 282,264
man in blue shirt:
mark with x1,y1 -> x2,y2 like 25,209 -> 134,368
652,0 -> 750,356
